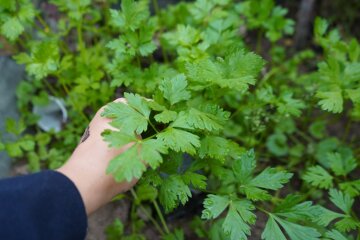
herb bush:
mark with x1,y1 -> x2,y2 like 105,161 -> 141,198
1,0 -> 360,239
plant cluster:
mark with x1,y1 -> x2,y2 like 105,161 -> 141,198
0,0 -> 359,239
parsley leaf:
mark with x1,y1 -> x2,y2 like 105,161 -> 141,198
159,74 -> 191,105
159,175 -> 192,212
109,0 -> 149,31
157,127 -> 200,154
303,165 -> 334,189
106,139 -> 167,182
101,93 -> 150,134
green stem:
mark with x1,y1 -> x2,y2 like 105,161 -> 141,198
342,118 -> 352,142
148,120 -> 160,133
77,21 -> 84,53
256,29 -> 264,54
152,200 -> 170,234
36,15 -> 51,34
152,0 -> 160,16
296,130 -> 314,143
43,79 -> 61,97
130,189 -> 165,236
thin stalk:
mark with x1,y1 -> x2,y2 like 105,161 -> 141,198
36,15 -> 50,34
43,79 -> 61,97
152,0 -> 160,16
342,118 -> 352,142
148,120 -> 159,133
151,0 -> 169,63
77,21 -> 84,53
130,189 -> 165,236
58,80 -> 89,122
152,200 -> 170,234
296,130 -> 313,143
256,29 -> 264,54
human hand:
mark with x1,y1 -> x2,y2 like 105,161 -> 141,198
57,98 -> 137,215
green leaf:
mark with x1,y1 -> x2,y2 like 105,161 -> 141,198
261,215 -> 286,240
107,144 -> 145,182
327,152 -> 357,176
101,93 -> 150,134
105,219 -> 124,240
314,17 -> 328,37
102,130 -> 137,148
186,108 -> 226,131
202,194 -> 229,219
182,171 -> 207,190
14,41 -> 60,80
107,139 -> 166,182
159,175 -> 192,212
1,17 -> 24,41
339,179 -> 360,197
140,139 -> 168,169
266,133 -> 288,157
303,165 -> 333,189
186,49 -> 264,92
163,24 -> 201,47
311,206 -> 344,227
277,91 -> 306,117
157,127 -> 200,154
316,90 -> 343,113
198,136 -> 233,161
335,216 -> 359,233
222,200 -> 255,240
329,189 -> 353,214
163,229 -> 184,240
109,0 -> 149,31
275,216 -> 321,240
232,149 -> 256,183
249,167 -> 293,190
325,230 -> 348,240
135,184 -> 158,203
154,110 -> 177,123
309,120 -> 326,139
159,74 -> 191,105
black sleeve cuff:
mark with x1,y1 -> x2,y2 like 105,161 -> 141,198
0,170 -> 87,240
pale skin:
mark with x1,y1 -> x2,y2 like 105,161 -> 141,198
57,98 -> 137,215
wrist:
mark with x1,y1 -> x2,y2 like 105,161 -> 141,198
57,161 -> 112,215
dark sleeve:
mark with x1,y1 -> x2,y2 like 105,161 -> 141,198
0,170 -> 87,240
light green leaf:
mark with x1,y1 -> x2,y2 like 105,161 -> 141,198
198,136 -> 233,161
222,202 -> 253,240
102,130 -> 137,148
154,110 -> 177,123
339,179 -> 360,197
335,217 -> 359,233
329,189 -> 353,214
107,139 -> 166,182
1,17 -> 24,41
325,230 -> 348,240
159,74 -> 191,105
275,216 -> 321,240
101,93 -> 150,134
249,167 -> 293,190
157,127 -> 200,154
303,165 -> 333,189
202,194 -> 229,219
316,90 -> 343,113
261,215 -> 286,240
109,0 -> 149,31
159,175 -> 191,212
311,206 -> 344,227
232,149 -> 256,183
328,152 -> 357,176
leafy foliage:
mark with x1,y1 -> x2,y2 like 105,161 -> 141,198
1,0 -> 359,239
